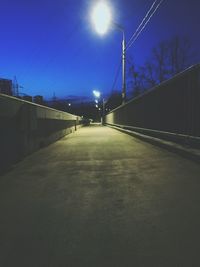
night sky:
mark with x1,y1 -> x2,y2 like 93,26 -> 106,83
0,0 -> 199,99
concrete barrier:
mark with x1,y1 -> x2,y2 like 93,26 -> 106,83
105,64 -> 200,138
0,94 -> 82,174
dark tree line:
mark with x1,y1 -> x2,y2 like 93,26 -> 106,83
105,36 -> 196,111
127,35 -> 196,98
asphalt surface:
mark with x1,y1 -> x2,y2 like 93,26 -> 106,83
0,125 -> 200,267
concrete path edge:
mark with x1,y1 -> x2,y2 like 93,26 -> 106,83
107,125 -> 200,164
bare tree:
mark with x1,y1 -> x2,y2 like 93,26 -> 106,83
127,57 -> 145,98
127,36 -> 195,98
105,90 -> 122,110
168,36 -> 193,75
150,36 -> 194,82
140,62 -> 156,88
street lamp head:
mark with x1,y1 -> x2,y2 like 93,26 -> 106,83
93,90 -> 101,98
91,1 -> 112,35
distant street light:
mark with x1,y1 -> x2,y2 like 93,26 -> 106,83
91,2 -> 126,104
92,89 -> 106,124
93,90 -> 101,98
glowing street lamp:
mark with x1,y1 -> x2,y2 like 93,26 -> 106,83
92,89 -> 106,124
91,1 -> 126,104
93,90 -> 101,98
91,1 -> 112,35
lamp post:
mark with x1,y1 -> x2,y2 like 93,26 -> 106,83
122,30 -> 126,104
113,23 -> 126,104
91,1 -> 126,104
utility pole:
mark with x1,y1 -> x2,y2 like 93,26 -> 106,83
122,31 -> 126,104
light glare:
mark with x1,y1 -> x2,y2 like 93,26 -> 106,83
91,1 -> 112,35
93,90 -> 101,98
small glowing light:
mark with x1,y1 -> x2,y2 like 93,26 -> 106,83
95,99 -> 98,104
68,103 -> 71,106
95,104 -> 98,108
91,1 -> 112,35
93,90 -> 101,98
98,108 -> 101,111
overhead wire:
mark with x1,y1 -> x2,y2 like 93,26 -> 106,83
110,59 -> 122,92
126,0 -> 158,48
126,0 -> 164,51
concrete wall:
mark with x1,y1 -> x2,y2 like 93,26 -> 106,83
105,64 -> 200,138
0,94 -> 82,174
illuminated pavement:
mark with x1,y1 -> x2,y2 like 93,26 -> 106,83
0,125 -> 200,267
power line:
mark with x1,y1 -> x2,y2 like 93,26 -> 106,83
126,0 -> 164,51
126,0 -> 164,50
110,59 -> 122,92
126,0 -> 158,48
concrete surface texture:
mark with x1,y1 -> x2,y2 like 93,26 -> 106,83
0,125 -> 200,267
0,93 -> 80,173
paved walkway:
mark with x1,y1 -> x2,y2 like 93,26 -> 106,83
0,125 -> 200,267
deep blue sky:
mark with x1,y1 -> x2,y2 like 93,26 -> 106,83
0,0 -> 199,99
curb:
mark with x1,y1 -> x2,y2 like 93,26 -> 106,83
107,125 -> 200,163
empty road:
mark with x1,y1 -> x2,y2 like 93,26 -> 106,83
0,125 -> 200,267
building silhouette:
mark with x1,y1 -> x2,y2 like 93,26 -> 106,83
0,78 -> 13,96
